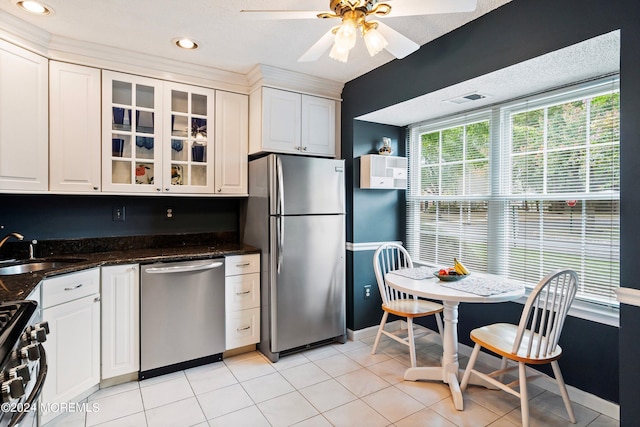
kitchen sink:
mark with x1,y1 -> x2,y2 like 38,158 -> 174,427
0,259 -> 86,276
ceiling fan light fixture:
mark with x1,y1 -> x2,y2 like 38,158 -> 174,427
329,42 -> 350,62
334,17 -> 357,51
363,25 -> 387,56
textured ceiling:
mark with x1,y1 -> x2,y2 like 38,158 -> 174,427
357,30 -> 621,126
0,0 -> 512,83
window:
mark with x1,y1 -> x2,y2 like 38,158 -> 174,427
407,78 -> 620,309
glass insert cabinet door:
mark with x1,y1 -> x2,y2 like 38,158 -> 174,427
102,71 -> 163,192
163,82 -> 215,193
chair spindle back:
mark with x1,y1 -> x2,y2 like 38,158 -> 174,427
512,269 -> 578,359
373,243 -> 414,304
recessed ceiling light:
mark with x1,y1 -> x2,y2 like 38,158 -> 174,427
16,1 -> 52,15
173,38 -> 199,50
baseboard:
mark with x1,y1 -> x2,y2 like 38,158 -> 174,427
348,324 -> 620,421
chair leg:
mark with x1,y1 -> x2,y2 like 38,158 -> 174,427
519,362 -> 529,427
551,361 -> 577,423
371,312 -> 388,355
460,343 -> 481,391
498,356 -> 508,382
407,317 -> 417,367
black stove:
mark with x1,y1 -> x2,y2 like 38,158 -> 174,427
0,301 -> 48,427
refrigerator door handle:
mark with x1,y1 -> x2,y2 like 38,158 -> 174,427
277,215 -> 284,273
276,156 -> 285,216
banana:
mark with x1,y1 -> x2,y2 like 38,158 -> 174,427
454,258 -> 469,275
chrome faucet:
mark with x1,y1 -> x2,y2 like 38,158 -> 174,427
0,232 -> 24,249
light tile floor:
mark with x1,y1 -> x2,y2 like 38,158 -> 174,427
45,333 -> 618,427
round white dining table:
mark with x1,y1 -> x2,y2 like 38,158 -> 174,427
384,270 -> 525,411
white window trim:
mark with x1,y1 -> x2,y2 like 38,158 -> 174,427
408,76 -> 620,326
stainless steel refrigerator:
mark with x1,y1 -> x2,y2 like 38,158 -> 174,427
244,154 -> 347,362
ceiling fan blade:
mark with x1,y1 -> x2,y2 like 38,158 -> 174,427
239,9 -> 325,20
375,21 -> 419,59
298,29 -> 335,62
383,0 -> 477,17
240,0 -> 329,20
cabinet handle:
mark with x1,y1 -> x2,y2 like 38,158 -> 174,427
94,296 -> 101,303
236,290 -> 251,295
237,326 -> 251,331
236,262 -> 251,267
64,284 -> 83,291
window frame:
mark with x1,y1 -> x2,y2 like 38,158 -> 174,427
407,76 -> 620,326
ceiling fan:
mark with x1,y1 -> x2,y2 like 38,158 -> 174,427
240,0 -> 477,63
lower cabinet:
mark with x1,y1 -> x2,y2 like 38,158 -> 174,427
41,268 -> 100,424
101,264 -> 140,379
225,254 -> 260,349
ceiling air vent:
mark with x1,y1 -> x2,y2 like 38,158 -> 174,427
444,92 -> 489,104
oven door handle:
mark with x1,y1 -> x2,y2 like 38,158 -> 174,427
9,344 -> 47,427
145,261 -> 223,274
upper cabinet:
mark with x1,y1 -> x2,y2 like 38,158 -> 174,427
0,40 -> 48,192
102,71 -> 164,193
101,71 -> 247,195
215,91 -> 249,194
49,61 -> 101,193
163,81 -> 216,194
250,87 -> 336,157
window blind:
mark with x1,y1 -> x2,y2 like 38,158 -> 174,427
407,77 -> 620,308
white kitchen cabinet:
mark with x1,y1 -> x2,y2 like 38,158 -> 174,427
360,154 -> 408,189
225,254 -> 260,350
49,61 -> 101,193
102,70 -> 164,193
0,39 -> 48,192
163,81 -> 216,193
215,91 -> 249,194
41,268 -> 100,424
250,87 -> 336,157
101,264 -> 139,380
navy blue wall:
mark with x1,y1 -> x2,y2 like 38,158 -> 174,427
342,0 -> 637,414
0,194 -> 240,240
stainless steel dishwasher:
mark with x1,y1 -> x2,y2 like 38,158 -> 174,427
139,258 -> 225,380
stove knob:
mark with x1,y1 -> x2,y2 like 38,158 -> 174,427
10,364 -> 30,383
1,377 -> 25,400
36,321 -> 50,334
20,344 -> 40,361
30,327 -> 47,343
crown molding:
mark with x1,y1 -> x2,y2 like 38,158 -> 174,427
0,10 -> 50,56
248,64 -> 344,100
47,36 -> 250,94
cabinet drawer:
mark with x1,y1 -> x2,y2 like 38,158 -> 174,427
225,254 -> 260,276
226,273 -> 260,311
226,308 -> 260,350
42,268 -> 100,308
369,177 -> 394,188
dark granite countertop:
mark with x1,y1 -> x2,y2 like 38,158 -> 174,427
0,233 -> 259,302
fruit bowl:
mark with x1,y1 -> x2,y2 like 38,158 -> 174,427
433,271 -> 470,282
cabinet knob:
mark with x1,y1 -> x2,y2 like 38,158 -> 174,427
303,146 -> 308,151
218,188 -> 222,192
165,188 -> 170,192
93,186 -> 99,191
156,188 -> 161,192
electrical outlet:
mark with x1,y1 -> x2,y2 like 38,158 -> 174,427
112,206 -> 125,222
165,207 -> 174,220
364,284 -> 372,300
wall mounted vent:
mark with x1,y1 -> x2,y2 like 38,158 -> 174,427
444,92 -> 489,104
